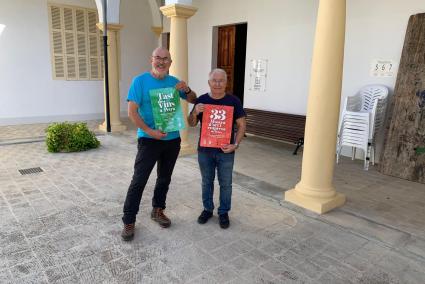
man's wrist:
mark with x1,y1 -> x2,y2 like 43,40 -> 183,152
184,87 -> 192,95
234,142 -> 239,149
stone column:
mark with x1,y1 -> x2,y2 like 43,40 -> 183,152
160,4 -> 197,154
284,0 -> 346,214
97,23 -> 126,132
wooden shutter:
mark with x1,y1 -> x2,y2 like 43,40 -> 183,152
63,7 -> 77,80
49,6 -> 65,79
76,9 -> 88,79
99,33 -> 104,77
49,5 -> 101,81
87,11 -> 101,80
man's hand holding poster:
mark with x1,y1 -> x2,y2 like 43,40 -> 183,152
200,104 -> 234,148
150,87 -> 185,132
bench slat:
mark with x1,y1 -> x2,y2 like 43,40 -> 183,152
245,108 -> 306,143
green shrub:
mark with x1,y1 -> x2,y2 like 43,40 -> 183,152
46,122 -> 100,153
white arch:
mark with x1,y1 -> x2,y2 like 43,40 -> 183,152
165,0 -> 193,5
94,0 -> 192,30
95,0 -> 120,24
148,0 -> 162,27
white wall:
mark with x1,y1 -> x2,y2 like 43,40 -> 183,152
119,0 -> 158,113
342,0 -> 425,159
188,0 -> 318,115
187,0 -> 425,160
343,0 -> 424,98
0,0 -> 156,125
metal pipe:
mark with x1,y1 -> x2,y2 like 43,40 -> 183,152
102,0 -> 111,132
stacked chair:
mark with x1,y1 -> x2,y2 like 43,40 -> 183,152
336,85 -> 389,170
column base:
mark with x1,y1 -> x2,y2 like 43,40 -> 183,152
98,122 -> 127,132
285,189 -> 345,214
179,143 -> 197,156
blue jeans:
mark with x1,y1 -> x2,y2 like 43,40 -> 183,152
197,151 -> 235,215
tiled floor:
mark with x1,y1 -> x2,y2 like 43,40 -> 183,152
0,122 -> 424,283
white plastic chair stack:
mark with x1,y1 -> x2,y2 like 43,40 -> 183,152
336,85 -> 389,170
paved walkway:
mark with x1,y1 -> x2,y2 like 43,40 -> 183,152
0,120 -> 105,145
235,136 -> 425,242
0,124 -> 424,283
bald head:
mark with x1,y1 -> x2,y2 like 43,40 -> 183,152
150,47 -> 172,79
152,47 -> 171,59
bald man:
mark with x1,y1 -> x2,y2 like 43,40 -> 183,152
121,47 -> 196,241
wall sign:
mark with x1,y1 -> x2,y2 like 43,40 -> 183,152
249,59 -> 268,92
370,59 -> 397,77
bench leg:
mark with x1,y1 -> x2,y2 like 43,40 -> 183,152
293,138 -> 304,155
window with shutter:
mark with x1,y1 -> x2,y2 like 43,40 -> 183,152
87,11 -> 101,80
76,9 -> 88,80
49,6 -> 65,79
48,4 -> 103,81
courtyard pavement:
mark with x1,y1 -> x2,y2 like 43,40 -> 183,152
0,122 -> 424,283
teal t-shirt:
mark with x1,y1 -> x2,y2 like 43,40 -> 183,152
127,72 -> 187,140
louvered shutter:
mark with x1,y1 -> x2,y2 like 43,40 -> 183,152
88,11 -> 101,80
49,6 -> 65,79
63,7 -> 77,80
76,9 -> 88,79
49,5 -> 101,81
99,33 -> 104,77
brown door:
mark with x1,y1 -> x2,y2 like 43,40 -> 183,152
217,25 -> 236,94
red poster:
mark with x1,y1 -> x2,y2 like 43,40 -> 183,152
200,104 -> 234,148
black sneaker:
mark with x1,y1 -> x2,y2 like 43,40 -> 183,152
219,213 -> 230,229
197,210 -> 213,224
121,223 -> 135,241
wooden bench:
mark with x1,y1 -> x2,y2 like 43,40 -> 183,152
244,108 -> 306,154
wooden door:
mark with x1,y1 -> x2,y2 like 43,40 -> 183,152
217,25 -> 236,94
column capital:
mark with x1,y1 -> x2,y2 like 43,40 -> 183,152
96,23 -> 124,32
160,4 -> 197,19
151,26 -> 163,37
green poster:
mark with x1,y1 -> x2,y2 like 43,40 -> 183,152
149,87 -> 185,132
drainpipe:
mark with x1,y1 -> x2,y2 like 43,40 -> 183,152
102,0 -> 111,132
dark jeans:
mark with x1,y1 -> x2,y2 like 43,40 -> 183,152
198,151 -> 235,215
122,137 -> 181,225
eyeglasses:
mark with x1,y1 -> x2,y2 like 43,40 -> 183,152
152,56 -> 171,63
210,79 -> 226,85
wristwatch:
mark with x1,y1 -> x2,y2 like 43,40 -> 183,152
184,87 -> 192,95
234,143 -> 239,149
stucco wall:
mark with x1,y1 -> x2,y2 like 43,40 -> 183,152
186,0 -> 318,114
185,0 -> 425,160
119,0 -> 158,115
0,0 -> 156,125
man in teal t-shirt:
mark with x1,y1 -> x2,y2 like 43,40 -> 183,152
121,47 -> 197,241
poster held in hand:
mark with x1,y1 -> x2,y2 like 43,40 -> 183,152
200,104 -> 234,148
150,87 -> 185,132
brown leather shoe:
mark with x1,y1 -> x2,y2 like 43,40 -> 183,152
151,208 -> 171,228
121,223 -> 135,241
